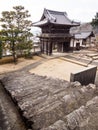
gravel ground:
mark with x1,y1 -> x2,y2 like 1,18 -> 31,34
29,58 -> 89,81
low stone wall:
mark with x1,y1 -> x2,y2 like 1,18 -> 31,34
70,65 -> 97,85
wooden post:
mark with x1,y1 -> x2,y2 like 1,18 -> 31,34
40,39 -> 43,53
49,42 -> 52,55
62,42 -> 63,52
46,40 -> 48,55
43,40 -> 44,53
73,38 -> 74,52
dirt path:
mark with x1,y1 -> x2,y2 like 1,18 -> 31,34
0,82 -> 27,130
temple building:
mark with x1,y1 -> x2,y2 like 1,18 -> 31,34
33,8 -> 80,55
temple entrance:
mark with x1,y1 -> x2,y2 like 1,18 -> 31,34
33,8 -> 79,56
40,38 -> 71,55
63,42 -> 70,52
76,42 -> 80,50
55,41 -> 70,53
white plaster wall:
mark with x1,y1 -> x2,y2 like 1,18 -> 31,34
70,39 -> 83,47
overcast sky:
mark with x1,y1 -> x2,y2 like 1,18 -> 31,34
0,0 -> 98,30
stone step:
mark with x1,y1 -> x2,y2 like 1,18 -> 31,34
60,57 -> 88,67
41,96 -> 98,130
1,72 -> 97,130
86,53 -> 98,57
92,56 -> 98,60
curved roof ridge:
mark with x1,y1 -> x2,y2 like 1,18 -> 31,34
46,8 -> 67,15
46,9 -> 56,22
63,12 -> 72,23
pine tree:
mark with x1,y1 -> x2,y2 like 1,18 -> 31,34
0,40 -> 2,59
0,5 -> 33,63
91,13 -> 98,28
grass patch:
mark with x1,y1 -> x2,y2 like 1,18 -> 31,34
0,56 -> 14,64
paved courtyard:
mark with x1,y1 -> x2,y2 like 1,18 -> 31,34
29,58 -> 93,81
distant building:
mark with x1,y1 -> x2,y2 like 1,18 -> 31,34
70,23 -> 96,50
33,8 -> 79,55
70,31 -> 95,50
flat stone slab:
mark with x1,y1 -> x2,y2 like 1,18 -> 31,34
86,53 -> 98,57
93,56 -> 98,60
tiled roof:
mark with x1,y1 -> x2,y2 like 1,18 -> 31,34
74,32 -> 93,39
33,8 -> 80,27
70,23 -> 93,35
33,19 -> 48,26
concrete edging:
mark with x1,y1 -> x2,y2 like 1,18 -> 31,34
60,57 -> 88,67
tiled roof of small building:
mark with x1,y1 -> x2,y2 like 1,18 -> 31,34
33,8 -> 80,27
74,31 -> 94,39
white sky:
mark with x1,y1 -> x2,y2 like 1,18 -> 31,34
0,0 -> 98,32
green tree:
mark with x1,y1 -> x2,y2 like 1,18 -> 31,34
91,13 -> 98,28
91,13 -> 98,50
0,5 -> 33,63
0,40 -> 2,59
16,31 -> 33,57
